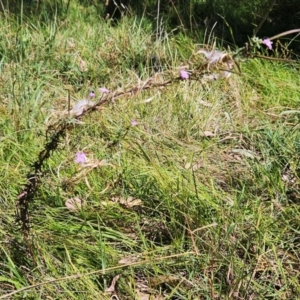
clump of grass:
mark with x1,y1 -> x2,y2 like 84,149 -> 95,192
0,1 -> 300,299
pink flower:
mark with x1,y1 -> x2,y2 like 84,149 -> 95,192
131,120 -> 138,126
262,38 -> 273,50
180,70 -> 189,79
89,91 -> 95,98
65,197 -> 83,212
99,87 -> 110,93
75,151 -> 87,164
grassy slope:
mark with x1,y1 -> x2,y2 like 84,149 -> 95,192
0,2 -> 300,299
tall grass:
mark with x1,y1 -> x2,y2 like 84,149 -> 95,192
0,1 -> 300,299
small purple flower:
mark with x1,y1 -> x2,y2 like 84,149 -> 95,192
99,87 -> 110,93
262,38 -> 273,50
180,70 -> 189,80
89,91 -> 95,98
75,151 -> 87,164
131,120 -> 138,126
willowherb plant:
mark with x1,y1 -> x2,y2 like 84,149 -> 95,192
18,36 -> 279,241
245,29 -> 300,61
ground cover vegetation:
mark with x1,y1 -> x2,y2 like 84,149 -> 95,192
0,0 -> 300,299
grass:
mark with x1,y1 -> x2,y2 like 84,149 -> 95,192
0,1 -> 300,299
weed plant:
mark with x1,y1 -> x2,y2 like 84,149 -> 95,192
0,1 -> 300,299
